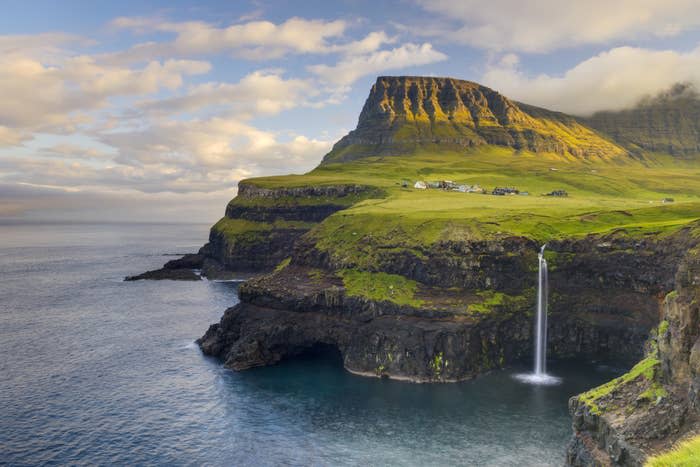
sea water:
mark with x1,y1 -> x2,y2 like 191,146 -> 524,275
0,222 -> 622,466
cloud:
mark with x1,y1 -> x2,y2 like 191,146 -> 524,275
0,126 -> 27,147
482,45 -> 700,115
0,181 -> 235,222
308,42 -> 447,86
138,71 -> 321,117
101,116 -> 332,177
39,143 -> 112,160
0,49 -> 210,139
106,16 -> 398,64
416,0 -> 700,52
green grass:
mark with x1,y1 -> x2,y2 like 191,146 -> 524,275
212,217 -> 316,238
274,257 -> 291,272
338,269 -> 423,307
223,145 -> 700,264
578,356 -> 661,415
468,290 -> 531,315
646,435 -> 700,467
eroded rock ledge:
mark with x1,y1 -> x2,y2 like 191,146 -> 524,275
566,243 -> 700,466
197,223 -> 698,383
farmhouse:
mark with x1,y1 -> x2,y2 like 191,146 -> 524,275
492,187 -> 519,196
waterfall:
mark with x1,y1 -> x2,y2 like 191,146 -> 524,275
534,245 -> 548,376
514,244 -> 560,385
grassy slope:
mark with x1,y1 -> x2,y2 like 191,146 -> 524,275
646,435 -> 700,466
246,146 -> 700,248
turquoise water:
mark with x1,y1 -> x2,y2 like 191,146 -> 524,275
0,222 -> 622,466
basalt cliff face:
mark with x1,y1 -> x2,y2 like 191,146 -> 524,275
567,245 -> 700,466
199,227 -> 699,384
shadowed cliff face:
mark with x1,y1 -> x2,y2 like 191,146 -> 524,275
323,76 -> 627,162
566,244 -> 700,466
198,226 -> 700,383
586,83 -> 700,158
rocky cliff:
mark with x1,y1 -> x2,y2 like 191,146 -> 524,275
567,241 -> 700,465
323,76 -> 627,163
199,225 -> 699,383
586,83 -> 700,159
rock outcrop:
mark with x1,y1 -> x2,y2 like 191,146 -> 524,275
197,183 -> 381,277
124,254 -> 204,281
566,242 -> 700,465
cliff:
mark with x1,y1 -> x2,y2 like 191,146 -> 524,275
586,83 -> 700,159
567,242 -> 700,465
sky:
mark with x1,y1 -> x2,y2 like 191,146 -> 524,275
1,0 -> 700,223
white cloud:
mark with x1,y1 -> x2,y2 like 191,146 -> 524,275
0,126 -> 27,147
0,49 -> 210,138
308,42 -> 447,86
482,45 -> 700,115
111,16 -> 353,60
138,71 -> 320,116
100,116 -> 332,176
106,17 -> 398,64
417,0 -> 700,52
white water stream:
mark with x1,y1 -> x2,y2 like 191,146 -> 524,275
515,245 -> 561,385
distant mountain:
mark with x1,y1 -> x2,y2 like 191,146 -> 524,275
585,83 -> 700,158
323,76 -> 627,163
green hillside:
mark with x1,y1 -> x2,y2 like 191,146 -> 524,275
213,77 -> 700,271
242,146 -> 700,264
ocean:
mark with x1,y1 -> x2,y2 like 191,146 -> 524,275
0,222 -> 621,466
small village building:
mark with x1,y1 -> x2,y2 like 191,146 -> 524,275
414,181 -> 428,190
546,190 -> 569,197
662,197 -> 675,203
492,187 -> 519,196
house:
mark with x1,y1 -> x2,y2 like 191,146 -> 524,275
492,187 -> 519,196
546,190 -> 569,197
414,181 -> 427,190
662,197 -> 675,203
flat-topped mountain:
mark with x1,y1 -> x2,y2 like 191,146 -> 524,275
324,76 -> 627,163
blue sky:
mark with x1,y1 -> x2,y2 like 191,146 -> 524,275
1,0 -> 700,222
